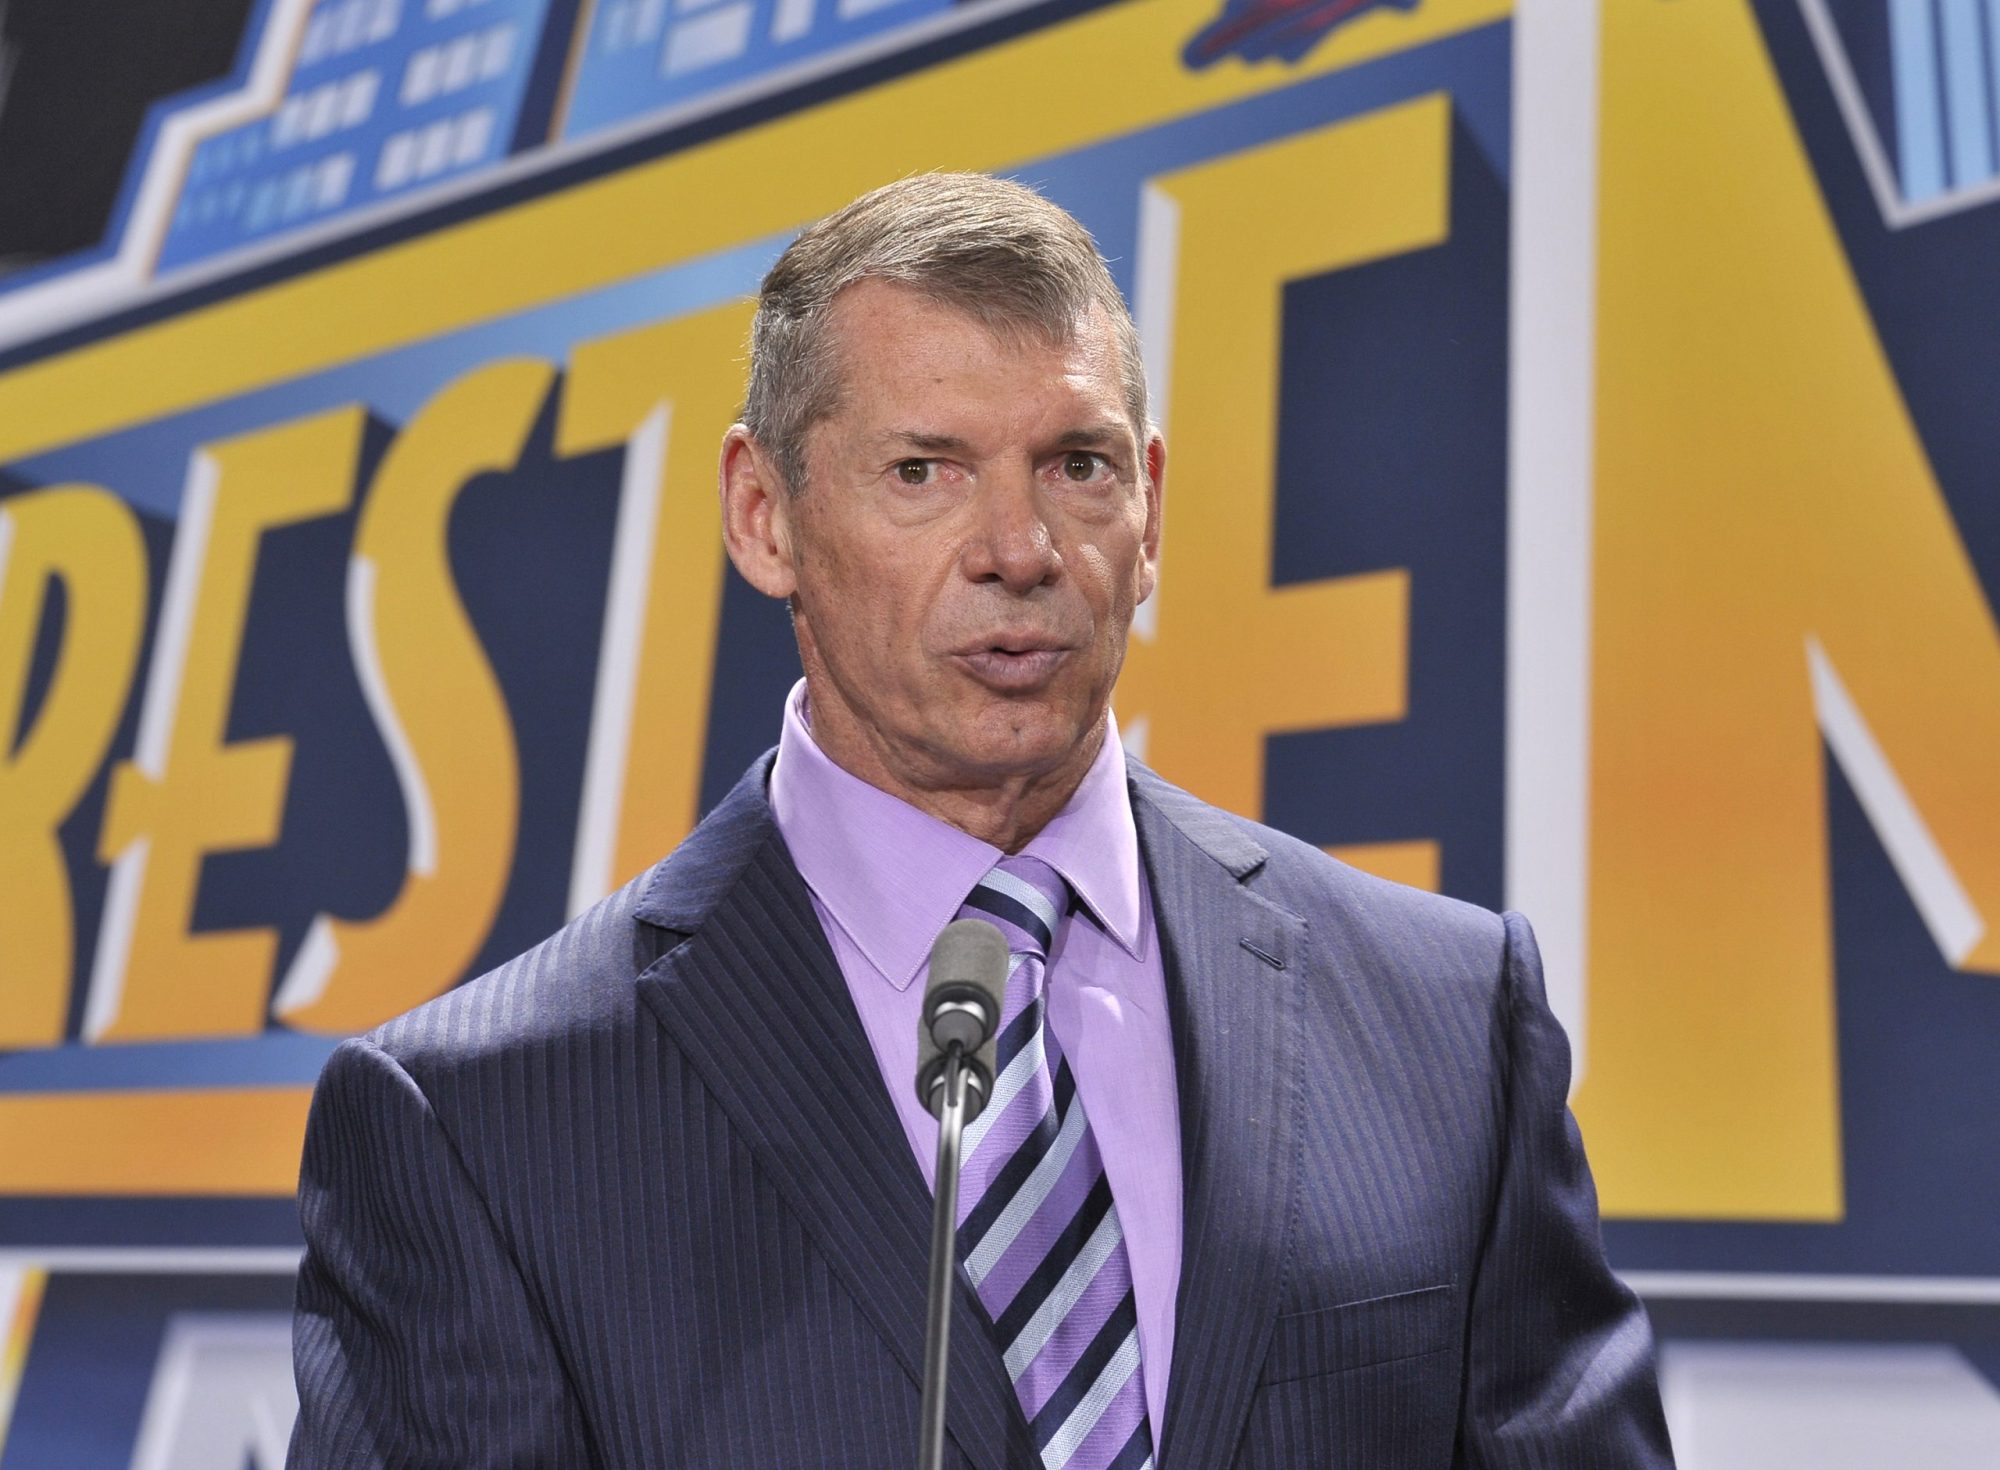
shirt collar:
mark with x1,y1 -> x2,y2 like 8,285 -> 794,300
768,680 -> 1146,992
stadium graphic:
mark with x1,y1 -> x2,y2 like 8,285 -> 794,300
0,0 -> 1027,347
1801,0 -> 2000,225
1,0 -> 1998,1463
160,0 -> 563,270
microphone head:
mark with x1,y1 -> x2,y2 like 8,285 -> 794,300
916,919 -> 1010,1122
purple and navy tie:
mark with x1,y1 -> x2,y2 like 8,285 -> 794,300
953,856 -> 1154,1470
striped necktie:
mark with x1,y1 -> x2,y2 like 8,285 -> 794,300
953,856 -> 1154,1470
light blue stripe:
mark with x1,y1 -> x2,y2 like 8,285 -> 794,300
1985,0 -> 2000,161
961,974 -> 1038,1161
0,1033 -> 341,1093
1042,1329 -> 1142,1470
1941,0 -> 1996,185
964,1100 -> 1089,1288
1002,1209 -> 1124,1381
981,867 -> 1060,937
1892,0 -> 1949,201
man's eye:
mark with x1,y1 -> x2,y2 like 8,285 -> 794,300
1062,452 -> 1107,481
895,459 -> 931,485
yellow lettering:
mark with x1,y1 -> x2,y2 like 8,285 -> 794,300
0,487 -> 147,1044
555,303 -> 749,913
274,362 -> 543,1034
1583,0 -> 2000,1217
88,411 -> 363,1041
1116,98 -> 1447,825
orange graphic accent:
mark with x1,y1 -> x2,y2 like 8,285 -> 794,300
0,1089 -> 313,1195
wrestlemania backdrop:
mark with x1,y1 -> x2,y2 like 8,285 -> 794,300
1,0 -> 1998,1463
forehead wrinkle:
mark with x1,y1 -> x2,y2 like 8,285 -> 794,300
877,429 -> 976,454
1051,423 -> 1131,449
822,288 -> 1141,465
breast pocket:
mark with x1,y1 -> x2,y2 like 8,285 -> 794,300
1240,1285 -> 1463,1469
1258,1283 -> 1457,1386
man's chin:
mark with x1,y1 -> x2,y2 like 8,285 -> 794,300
940,707 -> 1106,781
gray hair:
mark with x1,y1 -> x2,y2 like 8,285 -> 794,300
741,172 -> 1148,495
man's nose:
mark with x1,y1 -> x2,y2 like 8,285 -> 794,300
963,470 -> 1060,591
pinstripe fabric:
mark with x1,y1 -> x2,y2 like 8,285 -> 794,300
289,754 -> 1672,1469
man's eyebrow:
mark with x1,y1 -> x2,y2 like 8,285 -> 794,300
1053,423 -> 1130,449
872,424 -> 1130,455
878,429 -> 974,454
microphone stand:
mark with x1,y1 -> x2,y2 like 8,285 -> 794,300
918,1044 -> 970,1470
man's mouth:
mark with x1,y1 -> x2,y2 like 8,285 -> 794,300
951,640 -> 1073,691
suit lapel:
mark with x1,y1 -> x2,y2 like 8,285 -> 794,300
633,763 -> 1030,1470
1131,769 -> 1303,1470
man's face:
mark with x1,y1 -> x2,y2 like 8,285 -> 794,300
732,280 -> 1162,810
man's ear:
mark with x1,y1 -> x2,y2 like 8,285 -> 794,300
1137,430 -> 1165,604
719,425 -> 799,600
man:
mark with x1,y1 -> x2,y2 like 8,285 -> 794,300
290,173 -> 1674,1468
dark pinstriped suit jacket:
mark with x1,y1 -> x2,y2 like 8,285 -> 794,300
289,754 -> 1673,1468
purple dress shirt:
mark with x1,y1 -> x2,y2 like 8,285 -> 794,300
768,680 -> 1182,1436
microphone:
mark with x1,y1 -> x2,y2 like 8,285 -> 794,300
915,919 -> 1009,1122
914,918 -> 1009,1470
